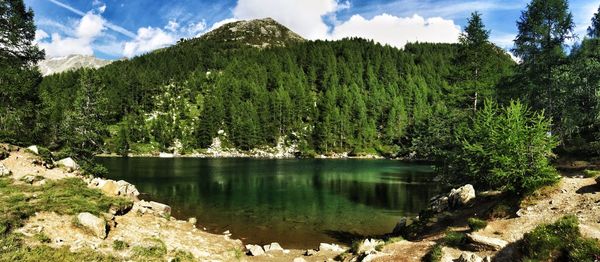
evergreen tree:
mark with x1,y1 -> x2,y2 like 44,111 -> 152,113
512,0 -> 574,120
0,0 -> 44,144
589,5 -> 600,38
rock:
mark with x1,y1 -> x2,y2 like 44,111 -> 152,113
135,200 -> 171,217
188,217 -> 197,225
245,244 -> 265,256
482,256 -> 492,262
263,242 -> 283,253
466,233 -> 508,251
357,239 -> 384,255
429,195 -> 449,213
22,175 -> 37,184
100,180 -> 119,195
293,258 -> 307,262
392,217 -> 413,235
57,157 -> 79,172
319,243 -> 345,253
18,224 -> 44,237
0,163 -> 11,177
457,252 -> 483,262
77,212 -> 107,239
448,184 -> 476,208
116,180 -> 140,198
304,249 -> 317,256
27,145 -> 39,155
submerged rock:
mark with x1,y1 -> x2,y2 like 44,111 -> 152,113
0,163 -> 11,177
77,212 -> 107,239
449,184 -> 476,208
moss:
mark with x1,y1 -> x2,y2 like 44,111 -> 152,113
422,244 -> 443,262
467,218 -> 487,231
521,215 -> 600,261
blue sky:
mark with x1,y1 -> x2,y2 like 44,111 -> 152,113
25,0 -> 600,59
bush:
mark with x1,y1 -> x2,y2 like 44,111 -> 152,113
444,231 -> 465,247
467,218 -> 487,231
583,169 -> 600,178
521,215 -> 600,261
112,240 -> 129,251
448,100 -> 559,194
422,244 -> 443,262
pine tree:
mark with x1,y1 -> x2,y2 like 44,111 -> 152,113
512,0 -> 574,119
589,5 -> 600,38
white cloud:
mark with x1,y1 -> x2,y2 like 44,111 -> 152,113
165,20 -> 179,32
37,12 -> 105,57
185,20 -> 207,36
330,14 -> 461,48
209,18 -> 239,32
123,27 -> 175,57
35,29 -> 49,42
232,0 -> 344,39
93,0 -> 107,14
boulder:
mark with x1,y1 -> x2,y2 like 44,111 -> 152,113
319,243 -> 345,253
100,180 -> 119,195
357,239 -> 384,256
0,163 -> 11,177
116,180 -> 140,199
457,252 -> 483,262
135,200 -> 171,217
429,195 -> 449,213
263,242 -> 284,253
448,184 -> 476,208
27,145 -> 39,155
57,157 -> 79,172
245,244 -> 265,256
392,217 -> 413,235
77,212 -> 107,239
466,233 -> 508,251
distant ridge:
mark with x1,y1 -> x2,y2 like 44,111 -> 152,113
200,17 -> 305,48
38,55 -> 112,76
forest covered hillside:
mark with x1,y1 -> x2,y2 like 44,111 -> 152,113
31,17 -> 517,158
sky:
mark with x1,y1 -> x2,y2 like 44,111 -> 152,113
25,0 -> 600,60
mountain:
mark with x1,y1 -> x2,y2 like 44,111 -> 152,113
200,17 -> 305,48
38,55 -> 112,76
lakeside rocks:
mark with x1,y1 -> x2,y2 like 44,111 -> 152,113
77,212 -> 107,239
57,157 -> 80,172
88,178 -> 140,200
449,184 -> 476,208
0,163 -> 11,176
245,244 -> 265,256
319,243 -> 345,253
465,233 -> 508,251
134,200 -> 172,218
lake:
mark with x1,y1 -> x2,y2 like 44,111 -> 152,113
97,157 -> 442,248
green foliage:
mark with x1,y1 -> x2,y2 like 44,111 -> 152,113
583,170 -> 600,178
444,231 -> 465,247
449,100 -> 559,194
131,238 -> 168,261
33,233 -> 50,243
112,240 -> 129,251
589,5 -> 600,38
467,218 -> 488,231
521,215 -> 600,261
422,244 -> 443,262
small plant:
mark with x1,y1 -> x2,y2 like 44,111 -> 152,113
170,250 -> 194,262
131,238 -> 167,261
444,231 -> 465,247
583,169 -> 600,178
230,247 -> 244,260
112,240 -> 129,251
422,244 -> 443,262
467,217 -> 488,231
34,233 -> 51,243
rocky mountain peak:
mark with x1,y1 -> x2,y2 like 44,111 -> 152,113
38,54 -> 112,76
200,17 -> 305,48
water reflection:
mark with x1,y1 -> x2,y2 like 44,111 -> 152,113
97,157 -> 441,248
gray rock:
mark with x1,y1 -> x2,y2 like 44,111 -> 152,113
0,163 -> 11,177
77,212 -> 107,239
429,195 -> 449,213
245,244 -> 265,256
304,249 -> 317,256
318,243 -> 345,253
357,239 -> 384,255
264,242 -> 283,253
457,252 -> 483,262
57,157 -> 79,172
135,200 -> 172,217
448,184 -> 476,208
116,180 -> 140,199
466,233 -> 508,251
27,145 -> 39,155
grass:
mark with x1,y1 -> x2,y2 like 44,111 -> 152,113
34,233 -> 51,243
170,250 -> 195,262
467,217 -> 488,231
422,244 -> 443,262
0,233 -> 118,262
131,238 -> 168,261
521,215 -> 600,261
112,240 -> 129,251
444,231 -> 465,248
583,169 -> 600,178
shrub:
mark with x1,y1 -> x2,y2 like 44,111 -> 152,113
448,100 -> 559,194
34,233 -> 51,243
521,215 -> 600,261
112,240 -> 129,251
422,244 -> 443,262
467,218 -> 488,231
583,169 -> 600,178
444,231 -> 465,247
131,238 -> 167,261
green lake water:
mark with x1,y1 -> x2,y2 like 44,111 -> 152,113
96,157 -> 442,248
